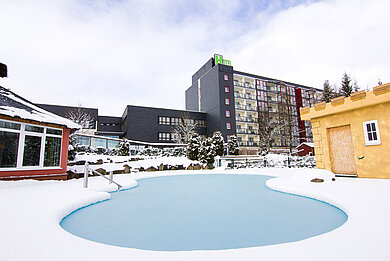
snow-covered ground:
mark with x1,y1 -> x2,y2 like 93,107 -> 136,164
1,167 -> 390,261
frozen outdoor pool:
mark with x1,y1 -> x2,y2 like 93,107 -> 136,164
60,175 -> 347,251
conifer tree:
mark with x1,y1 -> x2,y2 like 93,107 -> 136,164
68,133 -> 77,161
321,80 -> 335,103
352,79 -> 360,93
186,133 -> 201,160
227,135 -> 240,155
198,136 -> 216,165
340,72 -> 353,97
118,139 -> 130,156
211,131 -> 224,156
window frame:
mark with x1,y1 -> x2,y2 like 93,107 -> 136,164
0,119 -> 63,170
225,98 -> 230,105
158,116 -> 170,125
225,110 -> 231,118
158,132 -> 171,141
363,120 -> 381,146
224,86 -> 230,93
224,74 -> 229,81
226,122 -> 232,130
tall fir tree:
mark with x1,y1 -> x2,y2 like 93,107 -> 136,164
186,133 -> 201,160
227,135 -> 240,155
198,136 -> 216,165
321,80 -> 335,103
211,131 -> 224,156
352,79 -> 360,93
340,72 -> 353,97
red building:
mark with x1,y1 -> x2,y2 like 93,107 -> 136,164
0,86 -> 80,180
296,142 -> 315,156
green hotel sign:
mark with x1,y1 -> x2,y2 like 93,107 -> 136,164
214,54 -> 232,66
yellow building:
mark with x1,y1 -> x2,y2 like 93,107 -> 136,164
300,83 -> 390,179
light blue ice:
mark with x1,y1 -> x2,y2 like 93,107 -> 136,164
61,175 -> 347,251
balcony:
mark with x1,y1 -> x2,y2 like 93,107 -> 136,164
246,117 -> 258,123
236,128 -> 258,135
235,116 -> 258,123
235,104 -> 257,112
244,94 -> 256,100
239,141 -> 259,147
234,93 -> 245,99
268,97 -> 281,103
234,81 -> 255,89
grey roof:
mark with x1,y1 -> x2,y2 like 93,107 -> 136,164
0,86 -> 80,129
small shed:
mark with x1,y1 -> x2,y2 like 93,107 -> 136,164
300,83 -> 390,178
296,142 -> 314,156
0,86 -> 80,180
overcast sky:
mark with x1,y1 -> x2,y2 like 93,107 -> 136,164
1,0 -> 389,116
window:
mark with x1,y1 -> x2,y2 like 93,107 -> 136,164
226,122 -> 231,130
171,117 -> 180,125
22,135 -> 42,166
0,120 -> 63,169
225,98 -> 230,105
224,74 -> 229,81
225,110 -> 231,118
0,131 -> 19,167
158,116 -> 170,125
158,132 -> 171,141
224,86 -> 230,93
196,120 -> 206,127
363,120 -> 381,145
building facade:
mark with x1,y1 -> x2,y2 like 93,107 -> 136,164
186,55 -> 322,153
300,84 -> 390,178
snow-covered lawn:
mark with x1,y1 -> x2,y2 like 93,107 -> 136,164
1,168 -> 390,261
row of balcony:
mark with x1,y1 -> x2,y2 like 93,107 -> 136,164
235,104 -> 256,111
236,128 -> 258,135
234,93 -> 257,100
234,81 -> 255,89
239,141 -> 259,147
235,116 -> 258,123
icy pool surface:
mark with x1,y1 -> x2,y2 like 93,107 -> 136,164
61,175 -> 347,251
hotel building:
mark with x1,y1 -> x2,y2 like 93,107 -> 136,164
186,55 -> 323,153
37,54 -> 322,154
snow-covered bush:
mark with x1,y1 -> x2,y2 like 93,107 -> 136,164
77,144 -> 92,153
95,146 -> 107,155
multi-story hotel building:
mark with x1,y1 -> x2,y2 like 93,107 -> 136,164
186,55 -> 322,153
35,54 -> 322,154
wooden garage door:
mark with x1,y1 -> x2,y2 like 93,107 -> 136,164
328,125 -> 357,175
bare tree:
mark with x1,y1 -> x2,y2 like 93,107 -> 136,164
258,115 -> 288,155
65,105 -> 95,129
171,113 -> 198,144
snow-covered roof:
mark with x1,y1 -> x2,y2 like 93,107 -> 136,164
296,142 -> 314,148
0,86 -> 81,129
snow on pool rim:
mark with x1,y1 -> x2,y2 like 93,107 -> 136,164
60,173 -> 348,251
